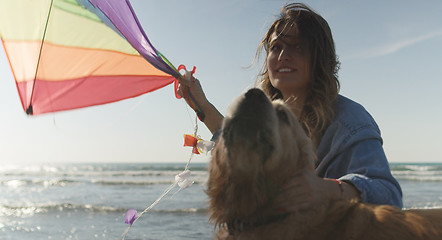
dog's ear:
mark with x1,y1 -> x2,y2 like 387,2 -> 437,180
206,138 -> 232,225
289,117 -> 316,172
297,136 -> 316,171
208,136 -> 275,224
268,100 -> 316,173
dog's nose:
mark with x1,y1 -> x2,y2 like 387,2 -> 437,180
245,88 -> 266,99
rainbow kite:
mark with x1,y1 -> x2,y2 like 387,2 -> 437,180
0,0 -> 203,117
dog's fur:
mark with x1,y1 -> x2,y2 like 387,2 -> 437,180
206,88 -> 442,240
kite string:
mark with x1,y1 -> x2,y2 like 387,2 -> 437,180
122,181 -> 178,239
122,114 -> 199,240
185,115 -> 198,171
122,67 -> 204,239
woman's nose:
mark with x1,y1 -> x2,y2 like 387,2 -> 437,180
278,48 -> 292,61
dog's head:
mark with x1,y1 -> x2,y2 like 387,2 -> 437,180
207,88 -> 315,226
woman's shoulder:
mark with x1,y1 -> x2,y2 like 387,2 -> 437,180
333,95 -> 380,132
318,95 -> 383,158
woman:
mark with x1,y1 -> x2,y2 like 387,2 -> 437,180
178,3 -> 403,210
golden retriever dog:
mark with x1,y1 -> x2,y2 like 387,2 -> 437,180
206,88 -> 442,240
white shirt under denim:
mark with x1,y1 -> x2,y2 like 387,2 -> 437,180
316,95 -> 403,208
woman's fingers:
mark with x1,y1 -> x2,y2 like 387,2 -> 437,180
177,74 -> 191,85
177,72 -> 197,98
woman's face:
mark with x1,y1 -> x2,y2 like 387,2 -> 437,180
266,26 -> 310,100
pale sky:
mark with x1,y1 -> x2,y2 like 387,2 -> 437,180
1,0 -> 441,164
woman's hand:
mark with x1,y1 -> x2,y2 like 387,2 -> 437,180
177,72 -> 208,112
177,72 -> 224,134
276,170 -> 361,212
276,170 -> 349,212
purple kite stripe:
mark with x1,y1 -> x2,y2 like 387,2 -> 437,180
76,0 -> 126,40
86,0 -> 181,79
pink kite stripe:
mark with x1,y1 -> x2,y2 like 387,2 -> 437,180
17,75 -> 175,115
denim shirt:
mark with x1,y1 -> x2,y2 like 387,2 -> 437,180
317,95 -> 403,208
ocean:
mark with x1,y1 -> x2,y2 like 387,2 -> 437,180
1,162 -> 441,240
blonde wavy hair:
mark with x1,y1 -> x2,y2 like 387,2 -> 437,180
257,3 -> 340,146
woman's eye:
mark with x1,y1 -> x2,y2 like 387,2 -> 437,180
293,44 -> 303,52
294,43 -> 307,53
270,44 -> 281,52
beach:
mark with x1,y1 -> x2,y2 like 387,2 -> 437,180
1,162 -> 441,240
